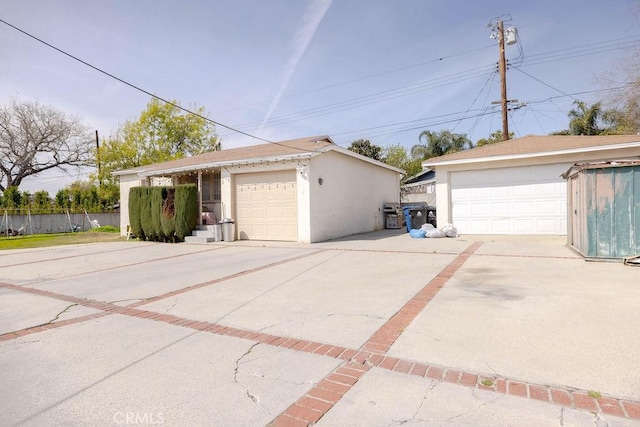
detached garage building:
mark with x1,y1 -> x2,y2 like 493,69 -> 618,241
114,136 -> 403,243
424,135 -> 640,235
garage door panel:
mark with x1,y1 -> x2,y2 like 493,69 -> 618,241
537,200 -> 559,214
513,201 -> 534,214
235,170 -> 297,241
492,202 -> 510,215
450,164 -> 568,235
491,186 -> 510,198
512,185 -> 535,198
471,202 -> 491,215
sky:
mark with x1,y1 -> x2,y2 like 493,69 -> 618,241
1,0 -> 639,194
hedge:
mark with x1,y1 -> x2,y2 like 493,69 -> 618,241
149,187 -> 164,241
160,187 -> 176,242
128,187 -> 144,240
174,184 -> 198,241
128,184 -> 197,242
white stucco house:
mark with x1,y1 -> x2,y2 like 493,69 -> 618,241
423,135 -> 640,235
113,136 -> 403,243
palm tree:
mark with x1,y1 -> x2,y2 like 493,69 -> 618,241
568,101 -> 602,135
411,130 -> 472,160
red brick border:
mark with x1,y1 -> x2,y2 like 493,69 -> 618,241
268,241 -> 482,426
2,243 -> 639,422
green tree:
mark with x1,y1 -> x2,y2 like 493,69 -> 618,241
348,139 -> 383,160
0,98 -> 92,192
381,144 -> 422,178
568,101 -> 604,135
34,190 -> 51,212
476,130 -> 515,146
3,186 -> 22,210
97,98 -> 220,197
20,191 -> 31,209
553,101 -> 627,136
55,189 -> 71,211
411,130 -> 472,160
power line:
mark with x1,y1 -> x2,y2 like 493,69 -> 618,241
0,17 -> 310,150
214,44 -> 496,115
331,85 -> 632,142
226,35 -> 640,136
451,71 -> 497,132
513,68 -> 580,102
219,65 -> 496,135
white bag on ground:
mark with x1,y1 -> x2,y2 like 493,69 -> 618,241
420,223 -> 434,231
441,223 -> 459,238
426,228 -> 446,238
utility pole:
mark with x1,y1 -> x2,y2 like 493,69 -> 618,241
497,20 -> 509,141
488,16 -> 518,141
95,130 -> 102,186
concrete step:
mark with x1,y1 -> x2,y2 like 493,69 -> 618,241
184,236 -> 216,243
192,229 -> 215,237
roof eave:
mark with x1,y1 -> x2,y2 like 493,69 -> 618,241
137,152 -> 318,177
324,145 -> 406,174
423,141 -> 640,167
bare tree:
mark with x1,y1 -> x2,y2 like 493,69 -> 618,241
0,98 -> 92,192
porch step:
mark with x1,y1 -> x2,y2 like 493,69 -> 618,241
185,224 -> 222,243
184,235 -> 216,243
192,229 -> 215,237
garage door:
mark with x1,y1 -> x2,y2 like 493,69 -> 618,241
235,170 -> 298,241
450,164 -> 567,234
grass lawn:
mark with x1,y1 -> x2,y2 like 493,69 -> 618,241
0,227 -> 124,250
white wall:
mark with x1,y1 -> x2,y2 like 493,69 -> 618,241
296,164 -> 312,243
308,151 -> 400,242
118,173 -> 144,236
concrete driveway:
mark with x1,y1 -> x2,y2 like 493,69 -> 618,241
1,231 -> 639,426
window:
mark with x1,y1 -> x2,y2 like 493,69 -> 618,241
202,171 -> 221,202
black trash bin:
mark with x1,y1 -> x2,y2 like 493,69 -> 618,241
403,206 -> 436,232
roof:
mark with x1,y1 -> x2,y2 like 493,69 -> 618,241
423,134 -> 640,167
113,135 -> 404,176
561,159 -> 640,179
402,169 -> 435,185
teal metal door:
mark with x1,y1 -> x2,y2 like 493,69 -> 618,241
585,165 -> 640,258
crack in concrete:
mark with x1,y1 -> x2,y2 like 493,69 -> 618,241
232,343 -> 271,414
559,407 -> 564,426
41,303 -> 78,325
165,297 -> 179,314
444,393 -> 502,422
593,413 -> 611,427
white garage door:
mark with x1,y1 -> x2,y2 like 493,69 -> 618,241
235,170 -> 298,241
450,164 -> 568,235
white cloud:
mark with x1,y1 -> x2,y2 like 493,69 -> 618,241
259,0 -> 333,131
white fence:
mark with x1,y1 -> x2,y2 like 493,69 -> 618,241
1,212 -> 120,235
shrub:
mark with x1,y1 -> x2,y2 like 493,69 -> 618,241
128,187 -> 144,240
139,187 -> 155,241
149,187 -> 164,241
161,187 -> 176,242
174,184 -> 198,241
129,184 -> 197,242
